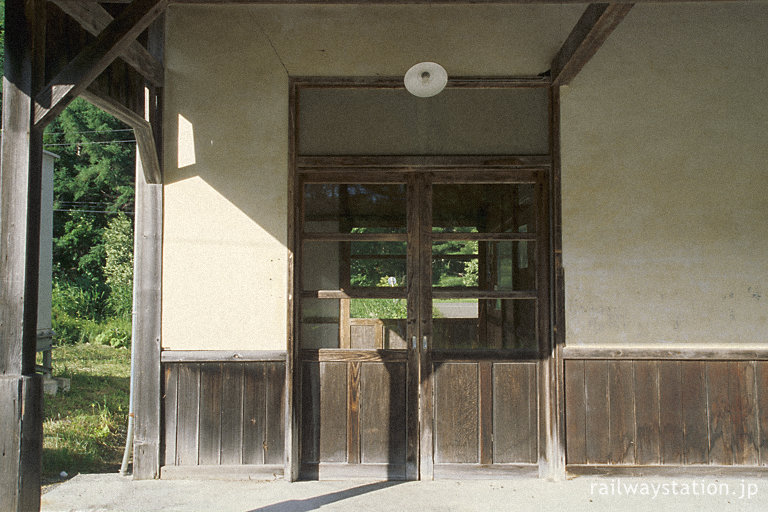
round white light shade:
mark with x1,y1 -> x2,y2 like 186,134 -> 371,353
404,62 -> 448,98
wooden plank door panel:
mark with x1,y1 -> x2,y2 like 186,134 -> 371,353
433,362 -> 479,464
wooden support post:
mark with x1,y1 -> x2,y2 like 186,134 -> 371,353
132,15 -> 164,480
551,3 -> 633,87
546,86 -> 567,480
0,0 -> 45,509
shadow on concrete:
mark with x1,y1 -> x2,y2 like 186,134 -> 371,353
247,481 -> 402,512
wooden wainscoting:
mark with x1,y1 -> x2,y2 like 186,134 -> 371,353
161,352 -> 286,479
564,358 -> 768,470
431,359 -> 539,478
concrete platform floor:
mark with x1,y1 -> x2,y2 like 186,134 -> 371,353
41,474 -> 768,512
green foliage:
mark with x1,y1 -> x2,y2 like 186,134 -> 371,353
41,344 -> 130,481
462,260 -> 479,287
350,299 -> 408,319
103,213 -> 134,319
432,239 -> 478,286
45,98 -> 135,287
92,317 -> 132,349
350,241 -> 407,287
52,279 -> 108,322
41,100 -> 136,345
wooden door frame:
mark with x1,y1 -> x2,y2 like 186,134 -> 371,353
286,77 -> 564,481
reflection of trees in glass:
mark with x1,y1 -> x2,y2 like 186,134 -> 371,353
350,299 -> 407,319
432,237 -> 478,287
350,240 -> 407,287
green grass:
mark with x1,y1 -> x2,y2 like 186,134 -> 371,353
41,343 -> 131,482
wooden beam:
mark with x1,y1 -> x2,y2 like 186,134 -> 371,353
80,0 -> 762,3
132,15 -> 164,480
51,0 -> 164,87
551,3 -> 633,87
33,0 -> 167,129
80,88 -> 163,184
165,0 -> 736,4
1,0 -> 45,509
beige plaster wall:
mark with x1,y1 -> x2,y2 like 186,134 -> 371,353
162,4 -> 582,350
162,8 -> 290,350
561,3 -> 768,345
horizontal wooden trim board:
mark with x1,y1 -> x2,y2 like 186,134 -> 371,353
300,349 -> 408,362
562,345 -> 768,360
430,350 -> 539,361
431,290 -> 537,300
297,155 -> 552,169
161,350 -> 286,362
300,463 -> 406,480
567,465 -> 768,478
302,288 -> 408,299
292,77 -> 550,89
432,463 -> 538,479
160,464 -> 283,480
301,233 -> 408,242
431,233 -> 537,241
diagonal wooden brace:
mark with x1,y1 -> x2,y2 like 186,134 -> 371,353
52,0 -> 164,88
33,0 -> 167,130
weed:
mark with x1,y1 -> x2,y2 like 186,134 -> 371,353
41,344 -> 130,482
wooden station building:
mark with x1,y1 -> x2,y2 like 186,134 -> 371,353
2,0 -> 767,509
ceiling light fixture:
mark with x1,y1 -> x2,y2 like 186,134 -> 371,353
404,62 -> 448,98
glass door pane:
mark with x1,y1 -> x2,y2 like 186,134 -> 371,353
430,180 -> 540,354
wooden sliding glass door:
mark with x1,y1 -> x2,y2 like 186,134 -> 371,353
296,166 -> 549,480
420,170 -> 549,479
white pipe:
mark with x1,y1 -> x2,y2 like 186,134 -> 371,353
120,154 -> 142,476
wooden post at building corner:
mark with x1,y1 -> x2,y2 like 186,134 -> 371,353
0,0 -> 45,510
131,15 -> 164,480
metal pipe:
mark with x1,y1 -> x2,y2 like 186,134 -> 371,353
120,158 -> 141,476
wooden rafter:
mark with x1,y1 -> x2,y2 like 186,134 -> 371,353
551,3 -> 634,86
33,0 -> 167,130
51,0 -> 164,88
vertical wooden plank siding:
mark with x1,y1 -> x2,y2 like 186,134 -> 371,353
346,362 -> 361,464
198,363 -> 223,465
707,361 -> 733,465
242,364 -> 267,465
434,363 -> 479,464
680,361 -> 709,465
564,360 -> 586,464
730,361 -> 759,465
758,362 -> 768,466
219,365 -> 244,465
493,362 -> 537,464
319,362 -> 348,462
360,362 -> 407,464
264,362 -> 286,465
583,360 -> 610,463
300,363 -> 319,464
162,361 -> 285,469
658,361 -> 683,464
175,364 -> 200,465
566,358 -> 768,468
162,365 -> 178,466
478,362 -> 494,465
607,360 -> 635,464
633,360 -> 660,465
